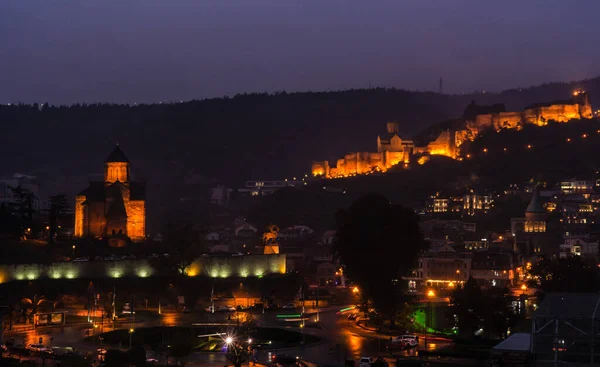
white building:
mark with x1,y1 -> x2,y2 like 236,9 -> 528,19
559,237 -> 598,259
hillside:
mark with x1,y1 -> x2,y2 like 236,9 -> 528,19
248,118 -> 600,231
1,77 -> 599,231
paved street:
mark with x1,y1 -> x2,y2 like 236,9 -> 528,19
5,306 -> 452,366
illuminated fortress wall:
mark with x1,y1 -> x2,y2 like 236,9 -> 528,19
0,254 -> 286,284
314,92 -> 593,178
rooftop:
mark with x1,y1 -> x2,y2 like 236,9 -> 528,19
105,145 -> 130,163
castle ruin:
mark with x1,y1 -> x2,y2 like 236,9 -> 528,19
312,91 -> 593,178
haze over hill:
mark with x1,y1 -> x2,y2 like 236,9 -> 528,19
0,77 -> 598,229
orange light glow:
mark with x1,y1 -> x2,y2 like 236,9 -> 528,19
521,284 -> 527,291
483,148 -> 488,153
352,287 -> 359,294
427,290 -> 435,298
503,147 -> 507,151
527,144 -> 532,149
567,138 -> 571,142
466,154 -> 471,159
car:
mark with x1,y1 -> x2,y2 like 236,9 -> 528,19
97,348 -> 107,361
282,303 -> 296,310
347,313 -> 358,320
218,305 -> 236,312
394,335 -> 418,348
358,357 -> 372,367
146,358 -> 158,364
0,344 -> 7,353
72,257 -> 89,262
205,306 -> 215,313
27,344 -> 50,353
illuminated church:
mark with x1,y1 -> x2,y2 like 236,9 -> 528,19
74,145 -> 146,243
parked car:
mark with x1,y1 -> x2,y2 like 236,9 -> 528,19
282,303 -> 296,310
218,305 -> 236,312
358,357 -> 372,367
27,344 -> 50,353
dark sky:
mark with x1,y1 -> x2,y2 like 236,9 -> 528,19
1,0 -> 599,104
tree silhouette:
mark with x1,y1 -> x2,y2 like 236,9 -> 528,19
528,256 -> 600,292
169,343 -> 194,367
9,186 -> 37,235
225,341 -> 250,367
48,194 -> 69,243
448,277 -> 483,338
335,194 -> 426,330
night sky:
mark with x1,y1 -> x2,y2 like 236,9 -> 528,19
1,0 -> 599,104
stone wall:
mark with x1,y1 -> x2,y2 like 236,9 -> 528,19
312,150 -> 407,178
125,200 -> 145,242
0,254 -> 286,284
74,196 -> 85,237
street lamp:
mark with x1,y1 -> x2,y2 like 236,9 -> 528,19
425,290 -> 435,351
129,328 -> 134,349
521,284 -> 527,294
225,336 -> 233,345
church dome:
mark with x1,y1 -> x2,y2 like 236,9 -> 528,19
105,145 -> 130,163
526,187 -> 545,214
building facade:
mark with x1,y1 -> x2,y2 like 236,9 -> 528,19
74,146 -> 146,243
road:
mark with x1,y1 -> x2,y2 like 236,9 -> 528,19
5,306 -> 451,366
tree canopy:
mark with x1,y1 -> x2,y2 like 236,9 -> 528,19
335,193 -> 426,328
528,256 -> 600,293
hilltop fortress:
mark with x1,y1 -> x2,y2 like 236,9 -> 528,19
312,91 -> 593,178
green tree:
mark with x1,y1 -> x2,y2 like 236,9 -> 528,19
335,194 -> 426,330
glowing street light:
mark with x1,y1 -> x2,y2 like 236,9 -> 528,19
352,287 -> 359,294
129,328 -> 134,349
427,290 -> 435,298
225,336 -> 233,345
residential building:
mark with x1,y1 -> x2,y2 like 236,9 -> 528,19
470,250 -> 516,287
463,194 -> 493,216
560,178 -> 593,194
405,244 -> 472,292
559,237 -> 598,259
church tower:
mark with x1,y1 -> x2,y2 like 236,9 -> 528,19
523,186 -> 549,256
104,145 -> 130,186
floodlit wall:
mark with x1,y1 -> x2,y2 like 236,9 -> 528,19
0,254 -> 286,283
